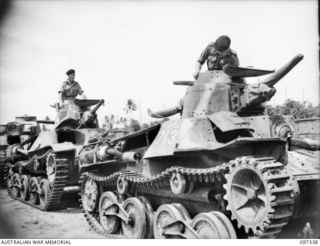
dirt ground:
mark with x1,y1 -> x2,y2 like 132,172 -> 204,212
0,187 -> 103,239
1,186 -> 319,239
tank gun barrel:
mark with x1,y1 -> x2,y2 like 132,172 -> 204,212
173,81 -> 194,86
90,99 -> 104,115
149,106 -> 181,118
36,120 -> 55,124
77,99 -> 104,129
290,137 -> 320,151
261,54 -> 304,87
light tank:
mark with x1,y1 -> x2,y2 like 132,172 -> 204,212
79,54 -> 319,238
5,99 -> 107,210
0,124 -> 8,187
0,116 -> 41,187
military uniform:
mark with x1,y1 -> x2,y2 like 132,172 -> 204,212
58,81 -> 84,100
197,43 -> 239,70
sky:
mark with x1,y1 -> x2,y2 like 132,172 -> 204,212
0,0 -> 318,124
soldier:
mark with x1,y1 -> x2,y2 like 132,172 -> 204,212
58,69 -> 87,105
193,35 -> 240,79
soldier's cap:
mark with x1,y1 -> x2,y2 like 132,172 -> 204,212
214,35 -> 231,52
66,69 -> 75,75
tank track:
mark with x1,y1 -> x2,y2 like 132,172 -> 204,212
0,149 -> 7,187
6,152 -> 69,211
80,156 -> 294,239
0,164 -> 7,188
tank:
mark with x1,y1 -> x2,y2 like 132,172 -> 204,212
5,99 -> 107,210
0,116 -> 41,187
0,124 -> 8,187
293,117 -> 320,141
78,54 -> 319,239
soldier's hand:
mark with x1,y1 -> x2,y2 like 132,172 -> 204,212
193,71 -> 199,80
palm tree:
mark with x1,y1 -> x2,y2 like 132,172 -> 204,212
104,114 -> 116,130
124,99 -> 137,114
123,99 -> 137,121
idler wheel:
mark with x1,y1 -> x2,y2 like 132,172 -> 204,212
117,176 -> 129,195
153,204 -> 185,239
39,179 -> 50,209
82,178 -> 99,212
99,191 -> 120,234
139,196 -> 154,238
170,173 -> 186,195
191,212 -> 227,239
29,177 -> 40,205
12,173 -> 21,197
20,175 -> 30,201
121,197 -> 147,238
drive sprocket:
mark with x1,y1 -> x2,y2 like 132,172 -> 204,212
223,156 -> 295,238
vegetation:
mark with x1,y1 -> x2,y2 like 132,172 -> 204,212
266,99 -> 320,119
103,99 -> 320,132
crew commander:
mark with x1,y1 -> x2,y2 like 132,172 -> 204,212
58,69 -> 87,105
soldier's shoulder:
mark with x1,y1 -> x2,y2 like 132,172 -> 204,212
230,48 -> 238,55
74,81 -> 81,86
207,42 -> 215,48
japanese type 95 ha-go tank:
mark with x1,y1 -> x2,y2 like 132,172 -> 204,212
0,124 -> 8,187
79,54 -> 319,239
0,116 -> 40,187
6,99 -> 106,210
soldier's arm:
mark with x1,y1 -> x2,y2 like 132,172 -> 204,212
81,93 -> 87,100
193,44 -> 211,79
77,83 -> 87,99
58,83 -> 64,105
193,62 -> 202,79
58,91 -> 64,104
231,49 -> 240,67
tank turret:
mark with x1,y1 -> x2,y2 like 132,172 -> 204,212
53,99 -> 104,129
150,54 -> 303,119
182,54 -> 304,117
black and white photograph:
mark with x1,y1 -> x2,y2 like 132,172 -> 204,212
0,0 -> 319,242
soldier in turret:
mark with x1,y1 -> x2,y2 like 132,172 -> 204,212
58,69 -> 87,105
193,35 -> 240,79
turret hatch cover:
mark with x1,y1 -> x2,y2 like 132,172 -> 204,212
223,64 -> 274,78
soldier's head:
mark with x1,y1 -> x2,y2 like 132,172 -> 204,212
66,69 -> 75,82
214,35 -> 231,52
